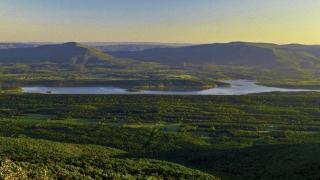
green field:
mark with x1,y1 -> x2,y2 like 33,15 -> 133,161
0,93 -> 319,179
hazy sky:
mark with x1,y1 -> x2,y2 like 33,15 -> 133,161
1,0 -> 320,43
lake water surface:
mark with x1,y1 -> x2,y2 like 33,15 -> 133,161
23,80 -> 319,95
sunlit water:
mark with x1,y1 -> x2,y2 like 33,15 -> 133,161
22,80 -> 319,95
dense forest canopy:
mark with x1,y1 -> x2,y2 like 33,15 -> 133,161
0,93 -> 320,179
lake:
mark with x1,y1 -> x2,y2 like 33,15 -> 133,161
22,80 -> 318,95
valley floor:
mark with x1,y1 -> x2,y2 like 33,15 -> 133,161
0,93 -> 320,179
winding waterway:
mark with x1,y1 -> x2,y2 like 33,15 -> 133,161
23,80 -> 319,95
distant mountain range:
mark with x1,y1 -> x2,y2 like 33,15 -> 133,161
3,41 -> 319,65
0,41 -> 320,88
1,41 -> 320,74
0,43 -> 40,49
85,42 -> 192,52
0,42 -> 126,65
110,42 -> 320,70
0,42 -> 191,52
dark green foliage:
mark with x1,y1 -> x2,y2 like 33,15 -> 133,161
0,93 -> 320,179
0,137 -> 216,179
1,42 -> 320,179
159,144 -> 320,179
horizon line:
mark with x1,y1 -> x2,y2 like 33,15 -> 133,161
1,41 -> 320,46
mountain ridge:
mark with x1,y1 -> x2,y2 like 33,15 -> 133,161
0,42 -> 123,65
110,42 -> 320,70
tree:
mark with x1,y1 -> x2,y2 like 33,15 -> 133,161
0,159 -> 27,180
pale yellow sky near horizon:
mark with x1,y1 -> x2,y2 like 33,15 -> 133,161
1,0 -> 320,44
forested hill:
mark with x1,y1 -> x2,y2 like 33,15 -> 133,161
0,42 -> 130,65
2,41 -> 320,70
111,42 -> 320,69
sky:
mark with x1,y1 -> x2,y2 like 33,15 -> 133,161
0,0 -> 320,44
